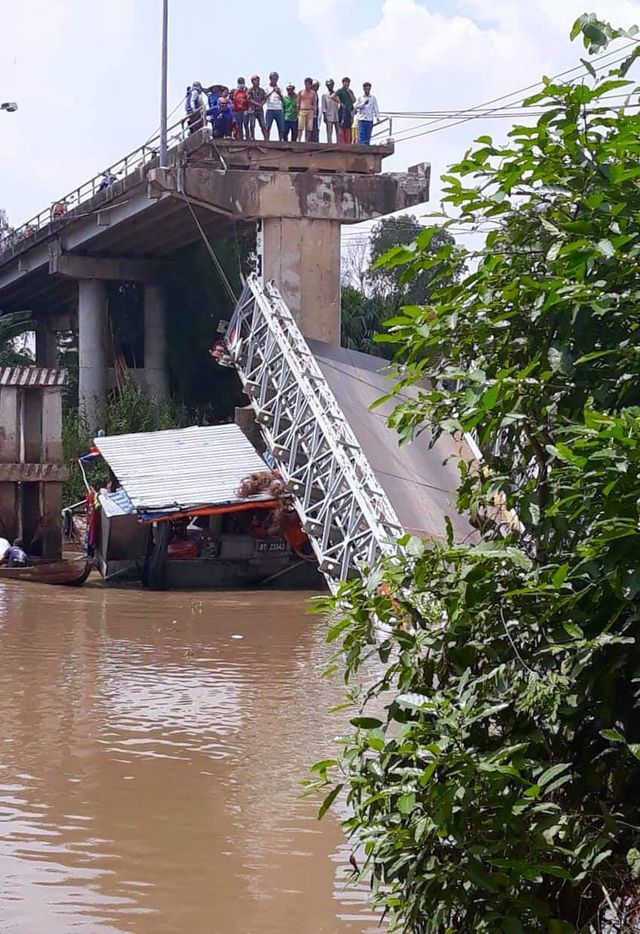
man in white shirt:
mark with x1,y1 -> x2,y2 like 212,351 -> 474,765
265,71 -> 285,141
354,81 -> 380,145
321,79 -> 340,143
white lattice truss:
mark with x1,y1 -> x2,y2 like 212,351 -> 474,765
226,275 -> 403,591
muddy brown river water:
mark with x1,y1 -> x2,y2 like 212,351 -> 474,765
0,583 -> 378,933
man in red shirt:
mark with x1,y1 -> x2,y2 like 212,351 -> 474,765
230,77 -> 249,140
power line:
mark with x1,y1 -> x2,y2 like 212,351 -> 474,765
389,44 -> 638,145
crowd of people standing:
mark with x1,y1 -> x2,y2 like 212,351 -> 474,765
185,73 -> 381,145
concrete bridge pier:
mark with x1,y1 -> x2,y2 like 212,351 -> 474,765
148,146 -> 430,348
143,282 -> 168,401
46,253 -> 171,431
78,279 -> 109,433
262,217 -> 342,346
35,318 -> 59,368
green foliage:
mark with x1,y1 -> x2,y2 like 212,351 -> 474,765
165,232 -> 252,422
314,15 -> 640,932
0,309 -> 34,366
341,286 -> 394,358
63,373 -> 188,505
341,217 -> 461,357
369,215 -> 460,306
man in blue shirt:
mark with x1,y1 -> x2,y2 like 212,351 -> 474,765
208,94 -> 234,138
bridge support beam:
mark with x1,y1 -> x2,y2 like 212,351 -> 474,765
78,279 -> 109,434
144,282 -> 168,400
149,158 -> 429,346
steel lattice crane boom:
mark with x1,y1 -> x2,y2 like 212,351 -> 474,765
225,275 -> 403,591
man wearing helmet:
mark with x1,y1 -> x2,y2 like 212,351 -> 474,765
247,74 -> 267,140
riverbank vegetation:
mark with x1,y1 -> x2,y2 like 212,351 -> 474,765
314,15 -> 640,932
340,215 -> 461,357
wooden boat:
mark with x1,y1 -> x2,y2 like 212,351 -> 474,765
0,556 -> 93,586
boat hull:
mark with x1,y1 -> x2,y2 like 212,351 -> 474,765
0,558 -> 93,586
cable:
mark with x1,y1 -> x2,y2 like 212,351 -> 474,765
390,45 -> 638,145
182,194 -> 238,305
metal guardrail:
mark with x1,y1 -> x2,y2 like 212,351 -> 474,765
226,275 -> 403,591
0,116 -> 191,259
372,115 -> 394,142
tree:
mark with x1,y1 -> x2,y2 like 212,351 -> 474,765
341,216 -> 462,357
313,15 -> 640,932
341,286 -> 394,359
368,215 -> 459,306
0,309 -> 33,366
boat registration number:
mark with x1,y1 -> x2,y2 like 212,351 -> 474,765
255,541 -> 289,553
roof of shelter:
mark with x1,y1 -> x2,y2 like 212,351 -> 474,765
0,367 -> 67,387
94,424 -> 271,517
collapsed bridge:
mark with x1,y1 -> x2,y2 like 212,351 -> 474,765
0,124 -> 428,431
0,124 -> 473,585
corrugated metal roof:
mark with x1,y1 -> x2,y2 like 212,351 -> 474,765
95,424 -> 269,514
0,367 -> 67,387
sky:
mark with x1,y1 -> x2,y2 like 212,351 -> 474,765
2,0 -> 640,238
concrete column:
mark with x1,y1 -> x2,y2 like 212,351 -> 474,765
22,390 -> 43,465
40,484 -> 62,559
35,320 -> 58,368
262,217 -> 341,345
144,282 -> 169,400
78,279 -> 109,434
42,389 -> 63,463
0,387 -> 20,542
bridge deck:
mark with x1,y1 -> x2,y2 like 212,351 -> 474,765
0,131 -> 396,317
310,342 -> 475,544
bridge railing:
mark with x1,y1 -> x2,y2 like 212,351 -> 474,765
371,115 -> 394,143
0,116 -> 190,260
1,113 -> 395,262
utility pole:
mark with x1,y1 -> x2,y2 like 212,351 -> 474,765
159,0 -> 169,167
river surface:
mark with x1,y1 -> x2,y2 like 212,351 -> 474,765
0,584 -> 378,933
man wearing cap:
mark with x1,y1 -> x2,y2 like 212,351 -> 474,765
354,81 -> 380,145
230,77 -> 250,140
283,83 -> 298,142
247,75 -> 267,140
265,71 -> 285,141
322,79 -> 340,144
